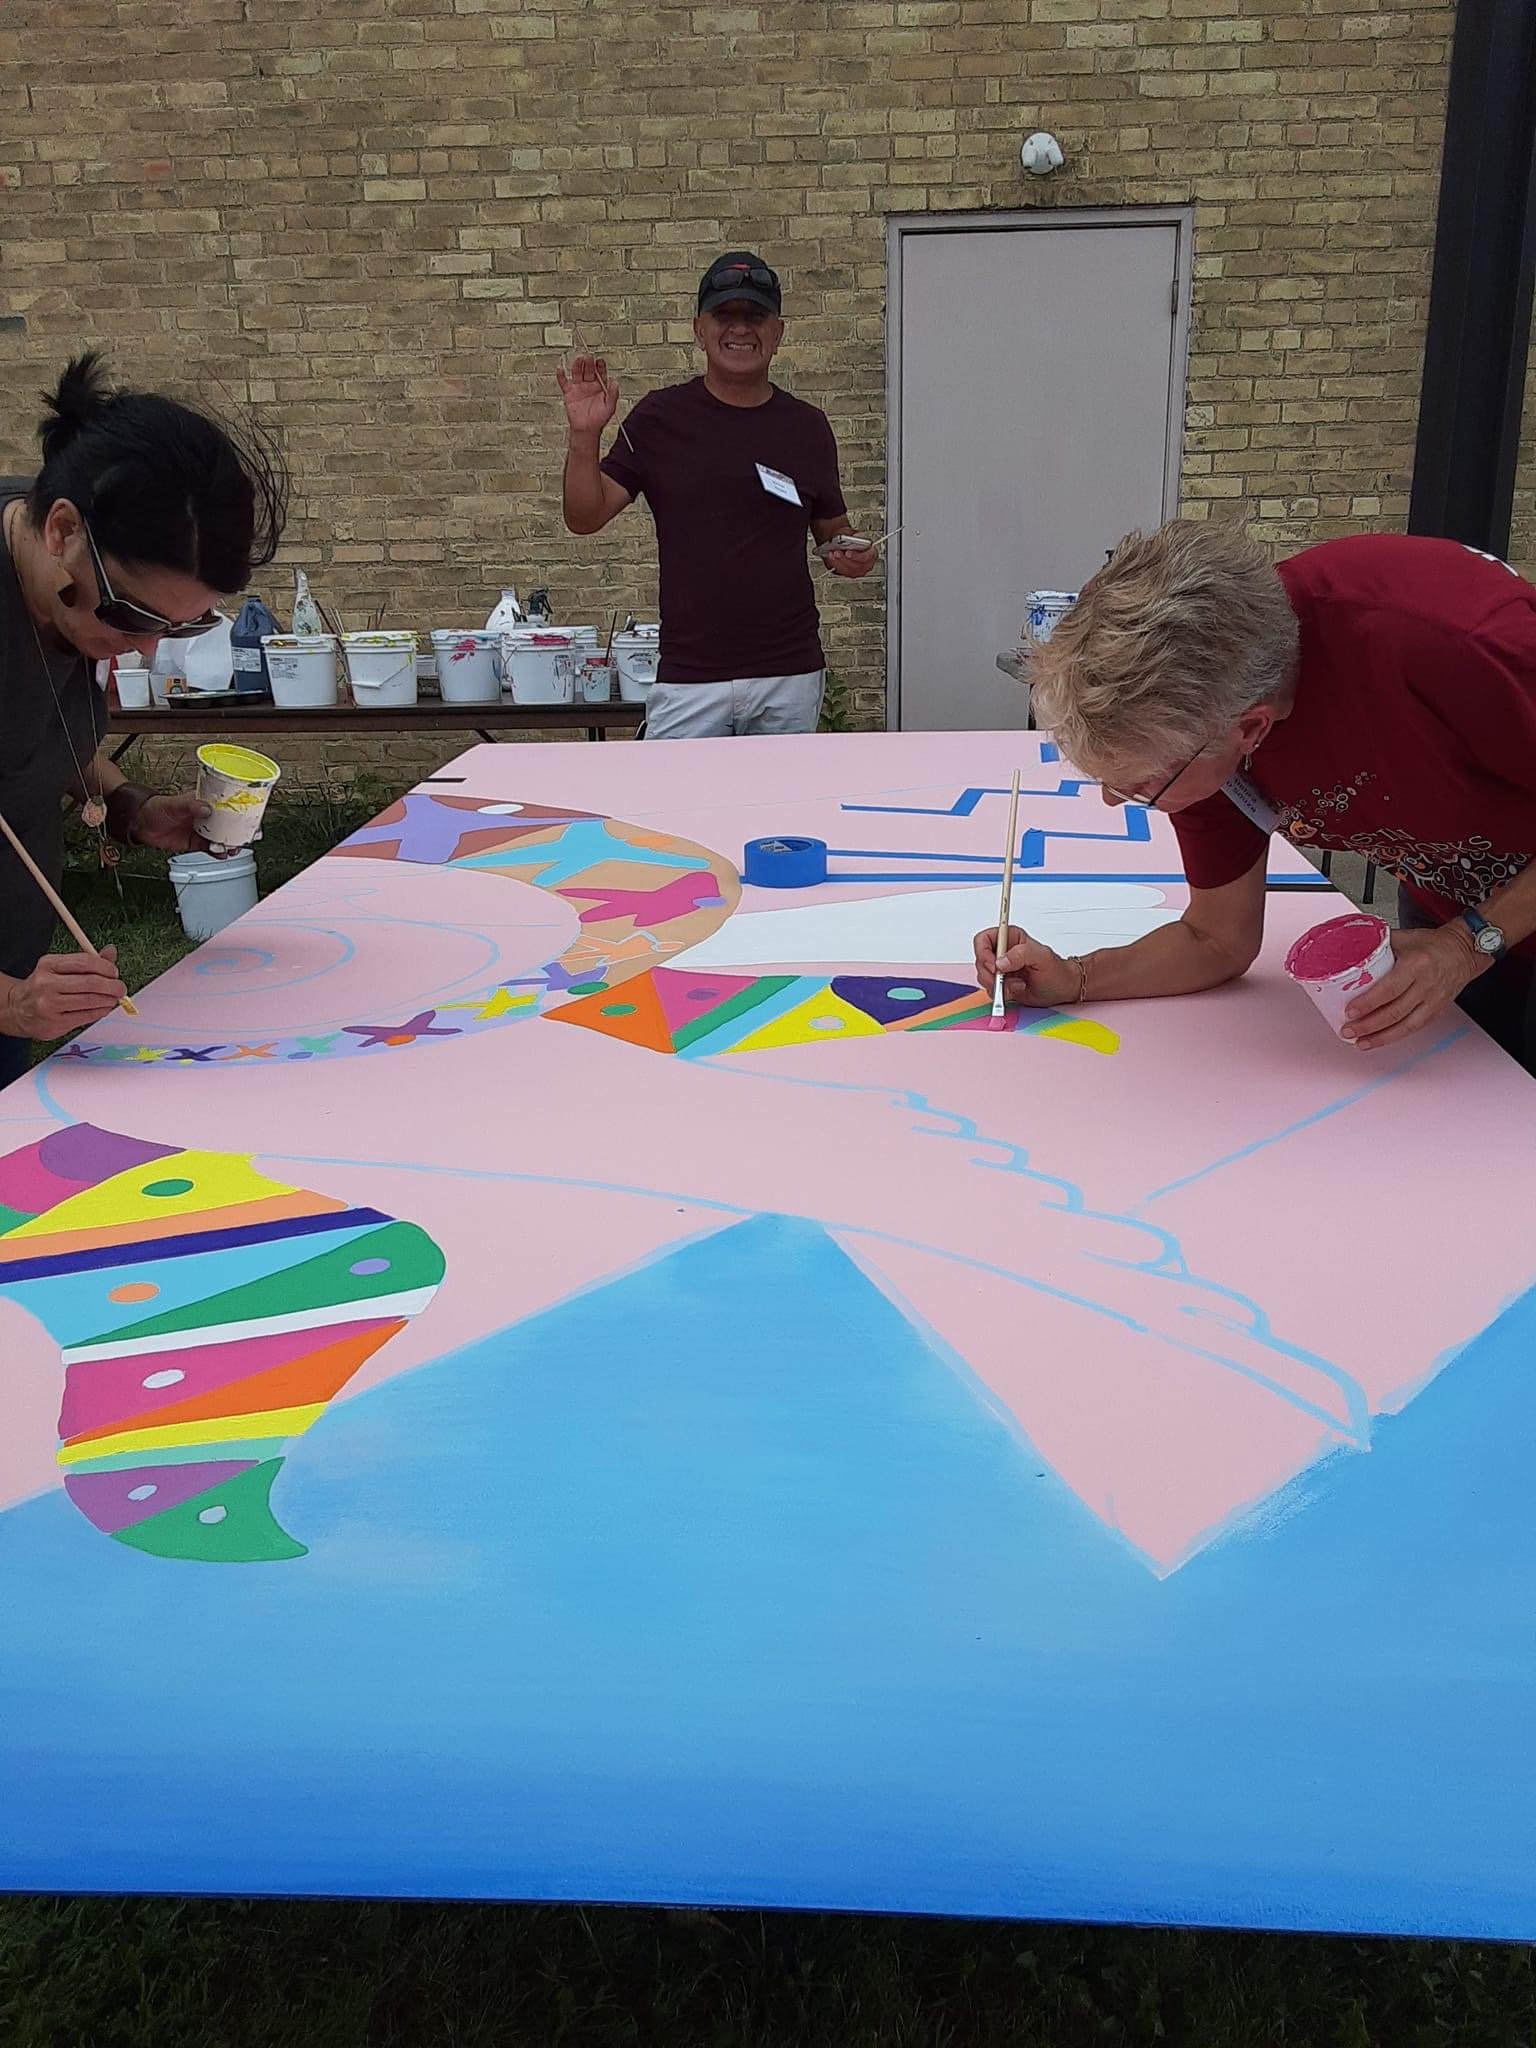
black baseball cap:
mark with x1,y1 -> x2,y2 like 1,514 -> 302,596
697,252 -> 782,316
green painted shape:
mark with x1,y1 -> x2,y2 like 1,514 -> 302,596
567,981 -> 609,996
79,1219 -> 446,1348
671,975 -> 795,1051
0,1201 -> 39,1236
111,1459 -> 306,1563
599,1002 -> 637,1018
143,1177 -> 195,1198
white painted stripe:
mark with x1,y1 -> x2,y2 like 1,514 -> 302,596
61,1287 -> 439,1364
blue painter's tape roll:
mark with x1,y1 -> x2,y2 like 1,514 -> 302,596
743,835 -> 829,888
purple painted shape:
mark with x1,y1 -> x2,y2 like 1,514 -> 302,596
829,975 -> 976,1026
338,792 -> 484,866
64,1459 -> 258,1535
342,1011 -> 462,1049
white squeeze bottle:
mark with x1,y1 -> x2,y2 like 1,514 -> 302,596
292,568 -> 324,636
485,587 -> 523,631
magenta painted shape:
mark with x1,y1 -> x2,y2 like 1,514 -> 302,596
64,1460 -> 258,1535
568,871 -> 726,929
58,1318 -> 397,1441
647,968 -> 767,1038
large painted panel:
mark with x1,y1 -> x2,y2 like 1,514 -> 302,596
2,732 -> 1533,1935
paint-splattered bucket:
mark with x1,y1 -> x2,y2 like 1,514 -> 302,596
1283,912 -> 1394,1037
1023,591 -> 1078,644
195,743 -> 281,852
343,631 -> 419,709
500,626 -> 596,706
613,626 -> 660,704
430,629 -> 502,704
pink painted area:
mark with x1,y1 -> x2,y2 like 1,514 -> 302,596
64,1459 -> 258,1535
4,733 -> 1534,1574
1284,912 -> 1389,983
58,1319 -> 398,1441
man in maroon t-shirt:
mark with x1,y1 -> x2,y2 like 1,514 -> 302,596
558,251 -> 876,739
973,521 -> 1536,1074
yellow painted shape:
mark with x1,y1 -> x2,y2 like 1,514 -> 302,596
3,1150 -> 297,1242
441,987 -> 537,1020
197,743 -> 280,783
57,1404 -> 326,1466
1036,1016 -> 1120,1056
728,985 -> 886,1056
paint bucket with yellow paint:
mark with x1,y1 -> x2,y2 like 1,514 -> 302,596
195,743 -> 282,852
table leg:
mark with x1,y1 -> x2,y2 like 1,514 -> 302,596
109,735 -> 139,765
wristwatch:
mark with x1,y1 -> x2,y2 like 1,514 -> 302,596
1459,908 -> 1507,959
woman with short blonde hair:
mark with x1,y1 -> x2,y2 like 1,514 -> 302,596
975,519 -> 1536,1074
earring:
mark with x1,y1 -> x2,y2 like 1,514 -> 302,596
1242,753 -> 1252,772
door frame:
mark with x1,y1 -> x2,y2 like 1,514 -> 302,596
884,204 -> 1196,729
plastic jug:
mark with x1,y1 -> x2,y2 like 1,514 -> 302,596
230,596 -> 280,697
291,569 -> 324,636
485,588 -> 524,632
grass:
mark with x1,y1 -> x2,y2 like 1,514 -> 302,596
11,790 -> 1533,2043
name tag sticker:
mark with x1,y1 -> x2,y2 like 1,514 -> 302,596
756,462 -> 803,507
1220,768 -> 1280,837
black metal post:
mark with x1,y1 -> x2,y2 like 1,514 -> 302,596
1409,0 -> 1536,556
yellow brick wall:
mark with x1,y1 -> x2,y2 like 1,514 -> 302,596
0,0 -> 1457,754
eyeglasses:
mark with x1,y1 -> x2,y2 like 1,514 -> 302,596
1102,735 -> 1213,810
82,520 -> 221,639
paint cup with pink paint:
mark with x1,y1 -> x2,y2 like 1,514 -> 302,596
1283,912 -> 1395,1037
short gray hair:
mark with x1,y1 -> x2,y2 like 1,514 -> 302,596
1028,521 -> 1300,781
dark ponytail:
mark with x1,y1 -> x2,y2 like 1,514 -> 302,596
27,350 -> 289,595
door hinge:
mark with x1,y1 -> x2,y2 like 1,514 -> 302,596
1170,276 -> 1179,316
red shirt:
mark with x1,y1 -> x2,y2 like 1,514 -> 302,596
1172,536 -> 1536,958
601,378 -> 847,686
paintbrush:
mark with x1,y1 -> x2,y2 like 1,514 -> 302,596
988,767 -> 1023,1032
814,523 -> 908,561
602,609 -> 618,662
571,322 -> 638,456
0,803 -> 138,1017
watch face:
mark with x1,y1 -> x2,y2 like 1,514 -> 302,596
1476,924 -> 1505,955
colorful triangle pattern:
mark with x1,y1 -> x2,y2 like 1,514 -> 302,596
545,969 -> 1119,1059
0,1124 -> 444,1565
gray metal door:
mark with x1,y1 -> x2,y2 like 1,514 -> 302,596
890,214 -> 1188,731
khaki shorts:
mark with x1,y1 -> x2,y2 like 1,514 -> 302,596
642,671 -> 825,740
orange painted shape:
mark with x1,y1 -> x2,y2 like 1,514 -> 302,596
546,972 -> 677,1055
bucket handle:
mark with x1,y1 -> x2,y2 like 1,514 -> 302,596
351,655 -> 414,689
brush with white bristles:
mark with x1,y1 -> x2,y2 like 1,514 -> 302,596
988,767 -> 1023,1032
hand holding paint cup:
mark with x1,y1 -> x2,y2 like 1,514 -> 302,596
1283,912 -> 1394,1040
195,743 -> 281,852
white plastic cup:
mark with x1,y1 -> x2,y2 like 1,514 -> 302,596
116,668 -> 152,710
577,653 -> 615,705
170,848 -> 259,942
263,633 -> 339,709
149,671 -> 177,707
1283,912 -> 1394,1036
430,629 -> 502,704
342,630 -> 418,709
195,742 -> 281,852
1023,590 -> 1078,645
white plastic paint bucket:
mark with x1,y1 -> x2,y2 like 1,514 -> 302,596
577,654 -> 615,705
170,848 -> 259,943
343,631 -> 418,709
499,625 -> 596,706
613,626 -> 661,704
430,629 -> 502,704
1023,591 -> 1078,644
263,634 -> 339,709
116,668 -> 152,710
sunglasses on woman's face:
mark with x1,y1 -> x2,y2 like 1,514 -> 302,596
82,520 -> 221,639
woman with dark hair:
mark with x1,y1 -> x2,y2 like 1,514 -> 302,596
0,351 -> 287,1087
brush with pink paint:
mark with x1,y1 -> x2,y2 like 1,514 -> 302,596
988,767 -> 1023,1031
1283,911 -> 1395,1039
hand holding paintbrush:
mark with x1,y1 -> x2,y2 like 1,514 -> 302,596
557,327 -> 638,455
0,801 -> 138,1030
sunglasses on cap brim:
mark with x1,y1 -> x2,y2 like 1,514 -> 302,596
702,264 -> 778,296
83,519 -> 221,639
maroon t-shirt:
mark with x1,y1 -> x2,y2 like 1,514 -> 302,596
1171,535 -> 1536,957
601,378 -> 848,686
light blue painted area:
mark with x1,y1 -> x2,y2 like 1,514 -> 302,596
2,1213 -> 1533,1935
